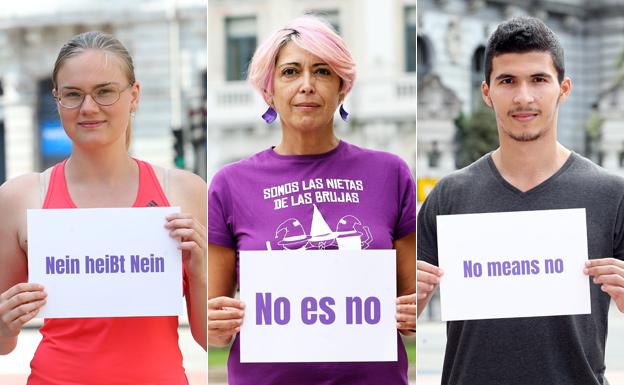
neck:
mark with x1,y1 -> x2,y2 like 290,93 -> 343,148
66,143 -> 135,185
274,120 -> 339,155
492,135 -> 571,192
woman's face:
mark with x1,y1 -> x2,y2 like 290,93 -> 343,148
269,42 -> 343,133
54,49 -> 139,149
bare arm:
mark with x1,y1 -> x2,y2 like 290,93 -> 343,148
0,174 -> 47,355
167,169 -> 207,350
395,232 -> 416,335
208,243 -> 243,347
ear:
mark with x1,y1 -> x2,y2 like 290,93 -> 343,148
338,91 -> 346,105
52,89 -> 61,111
481,81 -> 493,108
558,77 -> 572,103
130,82 -> 141,112
263,89 -> 274,107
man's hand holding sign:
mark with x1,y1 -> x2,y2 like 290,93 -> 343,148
585,258 -> 624,313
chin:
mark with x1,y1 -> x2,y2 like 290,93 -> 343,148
73,135 -> 121,150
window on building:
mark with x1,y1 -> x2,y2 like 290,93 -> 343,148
428,141 -> 441,168
471,46 -> 486,111
226,16 -> 257,81
305,10 -> 340,34
405,6 -> 416,73
417,36 -> 430,83
38,78 -> 72,170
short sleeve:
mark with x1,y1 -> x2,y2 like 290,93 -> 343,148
417,181 -> 441,266
393,159 -> 416,240
208,168 -> 237,249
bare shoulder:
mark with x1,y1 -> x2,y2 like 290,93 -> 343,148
0,172 -> 42,211
168,168 -> 207,199
151,166 -> 206,221
0,172 -> 44,284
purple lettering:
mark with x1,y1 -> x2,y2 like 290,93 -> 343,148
45,255 -> 80,274
364,297 -> 381,324
256,292 -> 273,325
255,293 -> 291,325
274,297 -> 290,325
501,261 -> 511,275
346,296 -> 363,324
301,297 -> 317,325
464,260 -> 482,278
319,297 -> 335,325
545,258 -> 564,274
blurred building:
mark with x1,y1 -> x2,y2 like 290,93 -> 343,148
418,0 -> 624,207
0,0 -> 207,181
207,0 -> 417,180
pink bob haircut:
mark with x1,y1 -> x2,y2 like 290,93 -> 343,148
248,15 -> 356,104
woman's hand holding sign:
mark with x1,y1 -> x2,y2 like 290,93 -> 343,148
166,212 -> 206,281
0,283 -> 47,351
165,211 -> 207,350
585,258 -> 624,312
208,297 -> 245,347
396,293 -> 416,333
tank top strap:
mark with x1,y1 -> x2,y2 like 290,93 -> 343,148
134,158 -> 171,208
42,160 -> 75,209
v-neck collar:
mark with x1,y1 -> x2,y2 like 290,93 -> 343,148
486,151 -> 577,197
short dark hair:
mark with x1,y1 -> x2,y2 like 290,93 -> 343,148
484,16 -> 564,85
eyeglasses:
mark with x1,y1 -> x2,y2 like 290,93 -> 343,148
54,83 -> 133,109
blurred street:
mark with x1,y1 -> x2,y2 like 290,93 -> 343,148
417,304 -> 624,384
0,323 -> 207,385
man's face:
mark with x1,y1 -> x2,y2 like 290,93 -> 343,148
482,51 -> 571,143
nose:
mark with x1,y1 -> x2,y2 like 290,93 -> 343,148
512,82 -> 535,105
80,94 -> 100,114
298,71 -> 315,94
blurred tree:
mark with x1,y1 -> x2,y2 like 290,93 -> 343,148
581,48 -> 624,160
454,104 -> 499,168
584,107 -> 603,163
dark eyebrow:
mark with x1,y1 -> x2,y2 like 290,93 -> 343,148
531,72 -> 553,79
61,82 -> 119,90
495,73 -> 515,81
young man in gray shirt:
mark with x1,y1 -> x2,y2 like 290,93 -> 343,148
417,16 -> 624,385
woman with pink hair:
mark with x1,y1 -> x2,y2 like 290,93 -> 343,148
208,15 -> 415,384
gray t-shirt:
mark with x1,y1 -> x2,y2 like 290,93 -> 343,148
418,152 -> 624,385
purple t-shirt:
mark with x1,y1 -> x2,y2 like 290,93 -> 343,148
209,141 -> 415,385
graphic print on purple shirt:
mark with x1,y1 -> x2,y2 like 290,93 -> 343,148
271,203 -> 372,250
208,140 -> 416,385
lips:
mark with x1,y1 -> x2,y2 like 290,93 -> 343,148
510,111 -> 539,121
294,102 -> 321,108
78,120 -> 106,128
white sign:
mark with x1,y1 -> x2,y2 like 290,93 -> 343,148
28,207 -> 184,318
437,208 -> 590,321
239,250 -> 397,363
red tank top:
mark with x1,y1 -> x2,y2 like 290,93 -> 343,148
27,159 -> 189,385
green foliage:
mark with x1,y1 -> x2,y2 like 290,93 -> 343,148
208,347 -> 229,367
585,110 -> 603,139
455,104 -> 499,168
